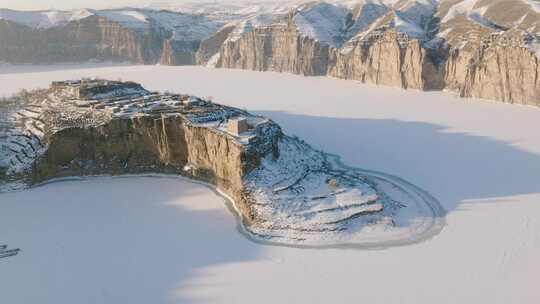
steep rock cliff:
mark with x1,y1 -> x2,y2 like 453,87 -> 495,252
446,45 -> 540,105
196,24 -> 236,65
0,9 -> 219,64
217,24 -> 331,76
32,115 -> 265,221
0,80 -> 282,223
329,30 -> 444,90
0,16 -> 162,64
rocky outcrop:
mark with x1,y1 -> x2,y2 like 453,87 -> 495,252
447,45 -> 540,105
0,16 -> 163,64
328,31 -> 444,90
196,24 -> 236,65
0,80 -> 282,224
0,9 -> 217,65
217,24 -> 331,76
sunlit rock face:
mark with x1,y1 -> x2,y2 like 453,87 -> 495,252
0,9 -> 220,65
210,0 -> 539,104
328,30 -> 445,90
446,40 -> 540,106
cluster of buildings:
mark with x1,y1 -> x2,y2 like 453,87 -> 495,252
52,79 -> 143,100
479,31 -> 538,49
452,30 -> 539,54
355,27 -> 414,48
52,79 -> 258,138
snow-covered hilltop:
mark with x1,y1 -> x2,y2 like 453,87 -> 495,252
0,79 -> 443,246
0,1 -> 539,105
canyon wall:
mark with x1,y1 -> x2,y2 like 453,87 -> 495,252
216,28 -> 537,104
446,46 -> 540,106
217,25 -> 331,76
0,16 -> 196,65
327,32 -> 444,90
31,115 -> 281,222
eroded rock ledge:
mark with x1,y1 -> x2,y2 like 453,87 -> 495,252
0,79 -> 444,246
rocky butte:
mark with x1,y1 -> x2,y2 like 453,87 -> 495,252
0,79 -> 444,247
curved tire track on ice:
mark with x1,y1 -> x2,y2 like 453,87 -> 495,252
237,154 -> 446,249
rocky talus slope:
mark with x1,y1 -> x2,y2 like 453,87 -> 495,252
0,79 -> 443,246
1,1 -> 537,104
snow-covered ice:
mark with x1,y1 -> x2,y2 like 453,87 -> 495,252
1,65 -> 540,303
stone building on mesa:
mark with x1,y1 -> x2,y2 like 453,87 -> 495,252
51,79 -> 143,100
228,118 -> 249,135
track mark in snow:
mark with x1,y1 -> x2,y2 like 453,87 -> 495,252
0,245 -> 20,260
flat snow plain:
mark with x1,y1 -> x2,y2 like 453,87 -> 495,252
1,65 -> 539,303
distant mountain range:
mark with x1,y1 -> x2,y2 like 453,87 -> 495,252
1,0 -> 539,105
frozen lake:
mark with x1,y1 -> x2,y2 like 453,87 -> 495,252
1,65 -> 540,303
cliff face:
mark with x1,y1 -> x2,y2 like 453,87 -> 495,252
217,24 -> 331,76
196,25 -> 236,66
0,16 -> 156,63
160,39 -> 201,65
447,46 -> 540,105
0,9 -> 219,65
0,16 -> 163,64
328,31 -> 444,90
31,114 -> 276,222
0,79 -> 283,223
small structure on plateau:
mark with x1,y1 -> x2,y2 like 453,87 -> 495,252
228,118 -> 249,135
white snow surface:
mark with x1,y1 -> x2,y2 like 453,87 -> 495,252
393,13 -> 426,38
440,0 -> 493,28
392,0 -> 438,27
1,65 -> 540,303
292,2 -> 349,47
0,9 -> 93,29
144,1 -> 295,21
524,0 -> 540,13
